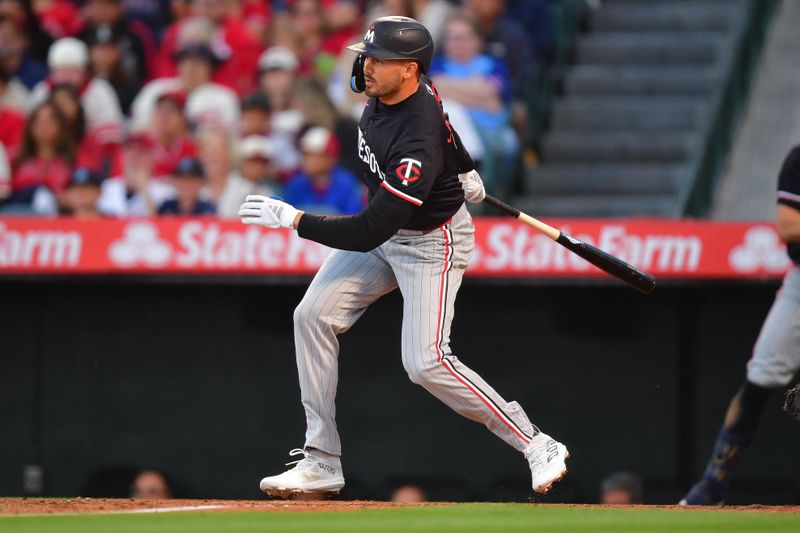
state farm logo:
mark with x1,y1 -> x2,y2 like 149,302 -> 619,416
729,226 -> 790,273
108,221 -> 172,267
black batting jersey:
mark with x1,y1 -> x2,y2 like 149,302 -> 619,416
777,145 -> 800,264
357,76 -> 464,231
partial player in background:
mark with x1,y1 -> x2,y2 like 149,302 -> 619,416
681,146 -> 800,505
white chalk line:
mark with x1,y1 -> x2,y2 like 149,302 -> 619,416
1,504 -> 231,518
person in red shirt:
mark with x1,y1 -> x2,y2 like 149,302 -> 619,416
31,0 -> 84,40
290,0 -> 357,79
9,100 -> 75,209
0,67 -> 25,161
150,91 -> 198,178
153,0 -> 265,95
50,83 -> 122,178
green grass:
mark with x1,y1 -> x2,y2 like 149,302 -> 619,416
1,503 -> 799,533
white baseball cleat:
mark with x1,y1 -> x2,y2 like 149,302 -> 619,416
259,448 -> 345,498
524,432 -> 569,494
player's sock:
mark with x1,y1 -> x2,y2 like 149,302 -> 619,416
682,380 -> 771,505
683,429 -> 753,505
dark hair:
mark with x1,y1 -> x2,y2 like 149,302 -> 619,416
50,83 -> 87,140
16,101 -> 76,166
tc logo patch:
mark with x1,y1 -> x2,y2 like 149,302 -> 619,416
396,158 -> 422,186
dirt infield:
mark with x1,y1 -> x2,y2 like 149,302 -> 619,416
0,498 -> 453,516
1,498 -> 799,516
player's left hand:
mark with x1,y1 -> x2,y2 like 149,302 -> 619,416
458,169 -> 486,203
239,195 -> 299,229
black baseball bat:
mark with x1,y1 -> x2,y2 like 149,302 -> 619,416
482,194 -> 656,294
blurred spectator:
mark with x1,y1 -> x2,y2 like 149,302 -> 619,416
464,0 -> 533,102
290,0 -> 356,79
151,91 -> 198,178
0,144 -> 9,201
283,126 -> 363,215
98,131 -> 175,216
131,470 -> 172,500
8,100 -> 74,212
78,0 -> 157,88
0,44 -> 29,112
505,0 -> 556,64
0,66 -> 25,159
258,47 -> 302,174
0,13 -> 48,91
30,37 -> 124,148
158,156 -> 215,214
390,484 -> 427,503
290,78 -> 359,177
217,135 -> 278,218
196,125 -> 234,202
429,12 -> 518,191
131,40 -> 240,132
122,0 -> 173,38
50,83 -> 120,177
31,0 -> 83,40
153,0 -> 265,95
367,0 -> 454,48
64,167 -> 105,218
600,471 -> 644,505
239,91 -> 270,137
257,46 -> 298,115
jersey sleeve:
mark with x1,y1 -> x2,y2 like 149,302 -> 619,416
380,109 -> 444,207
777,146 -> 800,210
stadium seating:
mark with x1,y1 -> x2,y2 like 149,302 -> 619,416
517,0 -> 749,218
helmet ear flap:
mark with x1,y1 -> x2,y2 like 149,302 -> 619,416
350,54 -> 366,93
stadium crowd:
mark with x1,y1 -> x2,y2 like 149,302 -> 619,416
0,0 -> 556,218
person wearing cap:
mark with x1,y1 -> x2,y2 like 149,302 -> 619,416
283,126 -> 363,215
245,17 -> 568,499
64,167 -> 106,219
239,92 -> 271,137
77,0 -> 156,91
98,131 -> 176,217
83,23 -> 141,115
158,156 -> 215,215
256,46 -> 304,175
29,37 -> 124,148
130,37 -> 239,132
217,135 -> 279,218
153,0 -> 264,95
151,91 -> 198,179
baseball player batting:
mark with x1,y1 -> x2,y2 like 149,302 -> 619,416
239,17 -> 569,498
681,146 -> 800,505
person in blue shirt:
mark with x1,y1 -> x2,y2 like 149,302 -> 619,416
283,127 -> 364,215
428,12 -> 519,194
158,156 -> 216,215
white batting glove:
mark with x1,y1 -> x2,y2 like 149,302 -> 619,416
239,195 -> 299,229
458,169 -> 486,203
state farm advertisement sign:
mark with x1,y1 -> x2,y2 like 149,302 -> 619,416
0,218 -> 793,279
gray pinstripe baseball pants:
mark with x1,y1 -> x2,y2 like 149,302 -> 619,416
293,205 -> 539,457
747,266 -> 800,387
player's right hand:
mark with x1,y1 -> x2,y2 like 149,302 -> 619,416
239,195 -> 300,229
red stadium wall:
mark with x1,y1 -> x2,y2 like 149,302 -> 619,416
0,217 -> 792,280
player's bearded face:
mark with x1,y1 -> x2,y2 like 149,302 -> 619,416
363,58 -> 408,98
